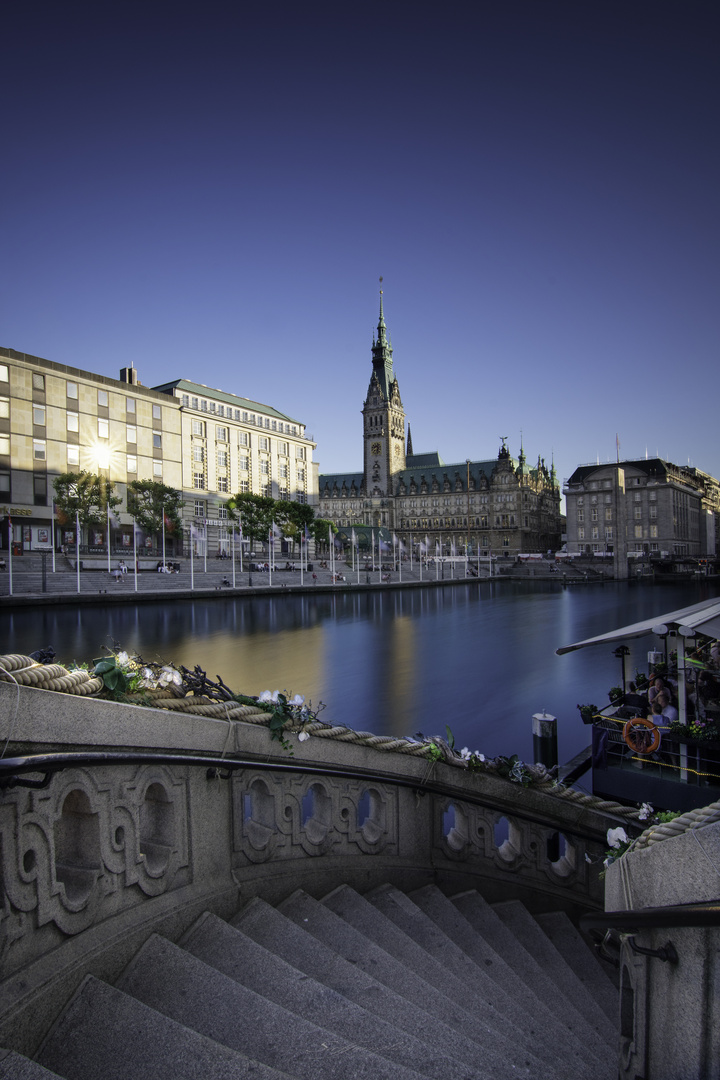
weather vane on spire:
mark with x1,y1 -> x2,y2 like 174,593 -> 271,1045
379,275 -> 383,295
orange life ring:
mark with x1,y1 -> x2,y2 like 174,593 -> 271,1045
623,717 -> 661,755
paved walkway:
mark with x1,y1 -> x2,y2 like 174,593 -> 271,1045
0,555 -> 497,604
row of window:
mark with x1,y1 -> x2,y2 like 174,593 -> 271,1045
182,395 -> 300,436
577,525 -> 660,541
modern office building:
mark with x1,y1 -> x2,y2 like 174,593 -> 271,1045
0,347 -> 317,557
318,295 -> 562,556
152,378 -> 317,555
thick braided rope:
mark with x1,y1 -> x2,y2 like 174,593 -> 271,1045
0,652 -> 661,822
632,800 -> 720,849
0,657 -> 104,694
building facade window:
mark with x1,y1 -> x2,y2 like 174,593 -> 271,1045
67,412 -> 79,432
33,405 -> 46,426
33,373 -> 45,391
153,433 -> 162,449
33,439 -> 46,460
126,424 -> 136,442
67,445 -> 80,466
152,404 -> 162,420
126,397 -> 136,413
97,389 -> 108,407
98,419 -> 109,438
153,462 -> 163,478
127,455 -> 138,473
193,473 -> 205,489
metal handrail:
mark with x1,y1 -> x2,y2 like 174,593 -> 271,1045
580,900 -> 720,934
0,750 -> 621,846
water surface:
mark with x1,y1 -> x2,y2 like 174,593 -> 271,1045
5,580 -> 718,764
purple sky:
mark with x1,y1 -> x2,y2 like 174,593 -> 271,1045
3,2 -> 719,498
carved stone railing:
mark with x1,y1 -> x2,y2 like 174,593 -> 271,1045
0,682 -> 622,1058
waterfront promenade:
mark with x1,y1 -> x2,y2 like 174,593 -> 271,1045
0,553 -> 594,605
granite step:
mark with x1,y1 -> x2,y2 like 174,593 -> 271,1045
232,895 -> 516,1079
116,933 -> 427,1080
35,975 -> 295,1080
323,882 -> 586,1080
0,1049 -> 65,1079
453,888 -> 617,1050
534,909 -> 619,1022
406,883 -> 612,1079
278,887 -> 544,1080
22,882 -> 618,1080
180,910 -> 483,1080
491,899 -> 617,1041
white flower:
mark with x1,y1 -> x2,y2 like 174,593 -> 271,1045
116,651 -> 130,667
476,753 -> 486,763
297,731 -> 310,742
289,694 -> 305,706
143,667 -> 153,681
460,747 -> 472,760
258,690 -> 281,703
638,802 -> 654,821
607,826 -> 628,849
158,666 -> 182,688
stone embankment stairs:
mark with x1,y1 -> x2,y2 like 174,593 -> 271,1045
1,884 -> 618,1080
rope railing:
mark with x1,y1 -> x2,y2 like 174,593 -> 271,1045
0,653 -> 651,823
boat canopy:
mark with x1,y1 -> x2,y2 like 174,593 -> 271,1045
556,597 -> 720,655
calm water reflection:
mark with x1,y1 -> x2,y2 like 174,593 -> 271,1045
5,581 -> 719,764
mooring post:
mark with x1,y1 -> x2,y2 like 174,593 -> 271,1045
532,711 -> 558,770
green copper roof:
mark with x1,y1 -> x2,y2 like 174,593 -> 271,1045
369,290 -> 395,401
153,378 -> 303,425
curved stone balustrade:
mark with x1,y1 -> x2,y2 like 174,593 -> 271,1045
0,680 -> 617,1055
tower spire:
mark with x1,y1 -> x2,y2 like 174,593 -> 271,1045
377,276 -> 387,344
407,423 -> 414,457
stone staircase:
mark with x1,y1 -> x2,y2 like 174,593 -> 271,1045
1,883 -> 618,1080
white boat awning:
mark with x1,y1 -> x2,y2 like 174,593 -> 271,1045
556,597 -> 720,655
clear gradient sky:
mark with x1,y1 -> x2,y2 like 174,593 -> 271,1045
3,2 -> 719,499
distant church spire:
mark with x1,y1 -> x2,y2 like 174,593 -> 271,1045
407,424 -> 414,457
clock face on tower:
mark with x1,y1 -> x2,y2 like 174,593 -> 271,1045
371,442 -> 381,455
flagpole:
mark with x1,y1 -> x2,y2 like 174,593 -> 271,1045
268,529 -> 273,587
7,516 -> 13,596
377,532 -> 382,586
162,498 -> 166,570
51,501 -> 56,573
190,526 -> 194,590
436,542 -> 439,582
356,535 -> 360,585
300,532 -> 304,586
133,518 -> 138,592
409,531 -> 413,575
107,503 -> 111,573
231,528 -> 236,588
399,537 -> 402,583
239,516 -> 243,573
204,522 -> 207,574
76,511 -> 81,594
